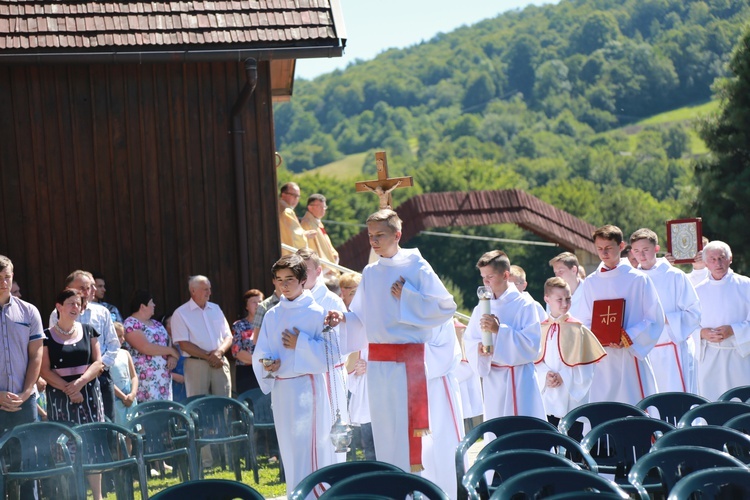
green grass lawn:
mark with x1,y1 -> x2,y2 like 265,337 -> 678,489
96,457 -> 286,499
302,152 -> 368,179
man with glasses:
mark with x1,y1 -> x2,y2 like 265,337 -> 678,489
301,193 -> 340,274
278,182 -> 316,255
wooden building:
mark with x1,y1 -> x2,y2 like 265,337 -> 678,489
0,0 -> 346,320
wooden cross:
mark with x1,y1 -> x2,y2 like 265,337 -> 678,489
354,151 -> 413,209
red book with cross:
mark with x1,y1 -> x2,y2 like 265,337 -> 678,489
591,299 -> 626,345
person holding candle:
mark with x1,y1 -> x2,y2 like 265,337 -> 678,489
464,250 -> 546,420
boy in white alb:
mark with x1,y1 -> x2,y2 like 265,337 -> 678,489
630,228 -> 701,393
570,225 -> 664,405
535,277 -> 605,436
325,210 -> 458,485
253,254 -> 334,495
695,241 -> 750,400
464,250 -> 545,420
549,252 -> 585,313
297,249 -> 349,462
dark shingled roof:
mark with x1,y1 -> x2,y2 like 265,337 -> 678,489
337,189 -> 598,271
0,0 -> 344,56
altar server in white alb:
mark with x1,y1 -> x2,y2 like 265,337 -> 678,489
695,241 -> 750,401
296,248 -> 349,462
630,228 -> 701,393
325,209 -> 458,478
454,320 -> 484,431
464,250 -> 546,420
253,254 -> 334,496
535,278 -> 605,432
570,225 -> 664,405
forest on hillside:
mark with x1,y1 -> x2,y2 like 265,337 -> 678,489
273,0 -> 750,306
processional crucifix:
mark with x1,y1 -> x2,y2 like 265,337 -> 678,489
354,151 -> 413,209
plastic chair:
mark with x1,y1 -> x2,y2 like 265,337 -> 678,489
725,413 -> 750,435
126,400 -> 186,421
185,395 -> 258,483
580,416 -> 674,487
636,392 -> 710,426
455,415 -> 557,500
677,401 -> 750,427
182,394 -> 207,405
558,401 -> 647,440
127,408 -> 199,482
718,385 -> 750,403
0,421 -> 86,500
237,388 -> 283,481
627,445 -> 747,500
489,468 -> 629,499
462,449 -> 580,500
668,466 -> 750,499
75,421 -> 149,500
150,478 -> 264,499
319,470 -> 449,499
289,460 -> 402,500
475,430 -> 598,472
651,425 -> 750,464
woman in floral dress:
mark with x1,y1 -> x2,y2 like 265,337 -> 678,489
232,289 -> 263,394
123,290 -> 180,402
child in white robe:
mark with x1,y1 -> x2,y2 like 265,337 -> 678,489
253,254 -> 334,496
630,228 -> 701,394
464,250 -> 546,420
535,278 -> 605,438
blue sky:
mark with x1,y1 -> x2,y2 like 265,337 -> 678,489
296,0 -> 560,80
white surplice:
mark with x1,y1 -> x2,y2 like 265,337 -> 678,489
465,283 -> 546,420
570,263 -> 664,405
535,315 -> 598,418
640,258 -> 701,393
252,290 -> 334,494
347,347 -> 370,425
455,359 -> 484,419
687,267 -> 710,289
695,269 -> 750,401
341,248 -> 457,473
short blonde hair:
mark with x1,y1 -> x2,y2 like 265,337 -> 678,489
544,277 -> 570,296
548,252 -> 579,269
366,209 -> 402,233
339,272 -> 361,288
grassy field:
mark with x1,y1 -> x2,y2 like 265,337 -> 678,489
302,151 -> 367,179
615,99 -> 719,156
96,458 -> 286,499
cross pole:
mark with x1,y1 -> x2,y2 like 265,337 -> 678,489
354,151 -> 413,209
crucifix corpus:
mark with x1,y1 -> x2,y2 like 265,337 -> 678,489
355,151 -> 413,209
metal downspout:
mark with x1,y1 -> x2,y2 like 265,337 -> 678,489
231,58 -> 258,293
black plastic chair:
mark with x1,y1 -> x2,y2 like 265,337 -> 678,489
455,415 -> 557,500
718,385 -> 750,403
289,460 -> 402,500
489,468 -> 629,499
627,445 -> 747,500
0,421 -> 86,500
475,430 -> 598,472
185,395 -> 258,483
237,388 -> 283,481
127,408 -> 199,482
558,401 -> 647,440
319,470 -> 449,499
725,413 -> 750,435
462,449 -> 580,500
580,416 -> 674,489
76,421 -> 149,500
150,478 -> 264,499
651,425 -> 750,464
667,466 -> 750,499
677,401 -> 750,428
126,400 -> 187,421
636,392 -> 709,426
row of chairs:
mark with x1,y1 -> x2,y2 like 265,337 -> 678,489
0,395 -> 259,499
454,391 -> 750,499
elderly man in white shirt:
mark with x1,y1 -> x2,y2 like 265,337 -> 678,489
171,275 -> 232,397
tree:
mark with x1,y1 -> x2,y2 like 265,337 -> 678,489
694,27 -> 750,271
574,12 -> 621,55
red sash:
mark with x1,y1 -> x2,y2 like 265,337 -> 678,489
369,343 -> 429,472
